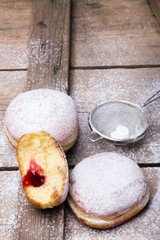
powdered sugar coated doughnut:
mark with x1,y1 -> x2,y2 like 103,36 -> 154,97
4,89 -> 78,152
68,152 -> 150,228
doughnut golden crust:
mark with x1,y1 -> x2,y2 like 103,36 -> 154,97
4,124 -> 17,149
4,89 -> 79,152
68,152 -> 150,229
17,131 -> 69,209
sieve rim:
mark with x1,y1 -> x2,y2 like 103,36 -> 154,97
88,100 -> 150,144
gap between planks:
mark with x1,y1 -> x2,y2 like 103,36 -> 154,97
1,64 -> 160,72
0,163 -> 160,171
0,69 -> 27,72
71,64 -> 160,70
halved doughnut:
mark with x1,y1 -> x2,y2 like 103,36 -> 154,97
17,131 -> 68,209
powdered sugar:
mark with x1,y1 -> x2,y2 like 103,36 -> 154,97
69,152 -> 148,217
0,171 -> 65,240
68,68 -> 160,164
66,168 -> 160,240
0,171 -> 19,240
4,89 -> 78,146
27,37 -> 68,92
0,171 -> 19,225
0,44 -> 28,69
0,128 -> 17,167
110,125 -> 129,139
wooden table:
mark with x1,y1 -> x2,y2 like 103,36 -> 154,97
0,0 -> 160,239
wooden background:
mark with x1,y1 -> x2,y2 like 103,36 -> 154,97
0,0 -> 160,239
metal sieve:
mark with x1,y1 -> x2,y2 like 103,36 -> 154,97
88,90 -> 160,144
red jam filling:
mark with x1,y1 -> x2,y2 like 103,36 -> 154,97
23,159 -> 46,187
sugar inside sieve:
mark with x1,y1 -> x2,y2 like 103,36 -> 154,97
88,101 -> 149,144
88,90 -> 160,144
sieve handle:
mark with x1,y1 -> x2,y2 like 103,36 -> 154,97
88,131 -> 103,142
142,89 -> 160,107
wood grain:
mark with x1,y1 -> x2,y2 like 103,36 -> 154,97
0,1 -> 32,69
14,195 -> 65,240
0,171 -> 65,240
0,71 -> 28,168
0,1 -> 71,238
27,0 -> 70,93
69,68 -> 160,112
148,0 -> 160,24
65,167 -> 160,240
0,0 -> 71,167
71,0 -> 160,67
67,68 -> 160,165
0,0 -> 160,239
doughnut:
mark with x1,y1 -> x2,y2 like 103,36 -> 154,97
68,152 -> 150,229
4,89 -> 78,152
17,131 -> 68,209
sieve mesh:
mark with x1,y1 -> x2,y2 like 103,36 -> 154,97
89,101 -> 149,143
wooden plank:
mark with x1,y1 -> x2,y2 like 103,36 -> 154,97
71,0 -> 160,67
0,71 -> 27,168
65,167 -> 160,239
27,0 -> 71,92
67,68 -> 160,165
69,68 -> 160,112
0,171 -> 19,240
0,0 -> 71,167
14,191 -> 65,240
67,111 -> 160,165
0,1 -> 71,238
0,225 -> 14,240
0,1 -> 32,69
148,0 -> 160,24
0,71 -> 28,108
0,171 -> 65,240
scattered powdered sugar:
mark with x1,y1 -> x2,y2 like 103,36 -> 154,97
70,69 -> 160,112
0,129 -> 17,167
27,38 -> 68,92
0,171 -> 19,225
28,38 -> 63,67
0,171 -> 19,240
4,89 -> 78,145
0,225 -> 14,240
110,125 -> 129,139
68,68 -> 160,164
65,168 -> 160,240
0,44 -> 28,69
0,71 -> 27,103
69,152 -> 148,217
0,2 -> 159,239
14,185 -> 65,240
0,170 -> 65,240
